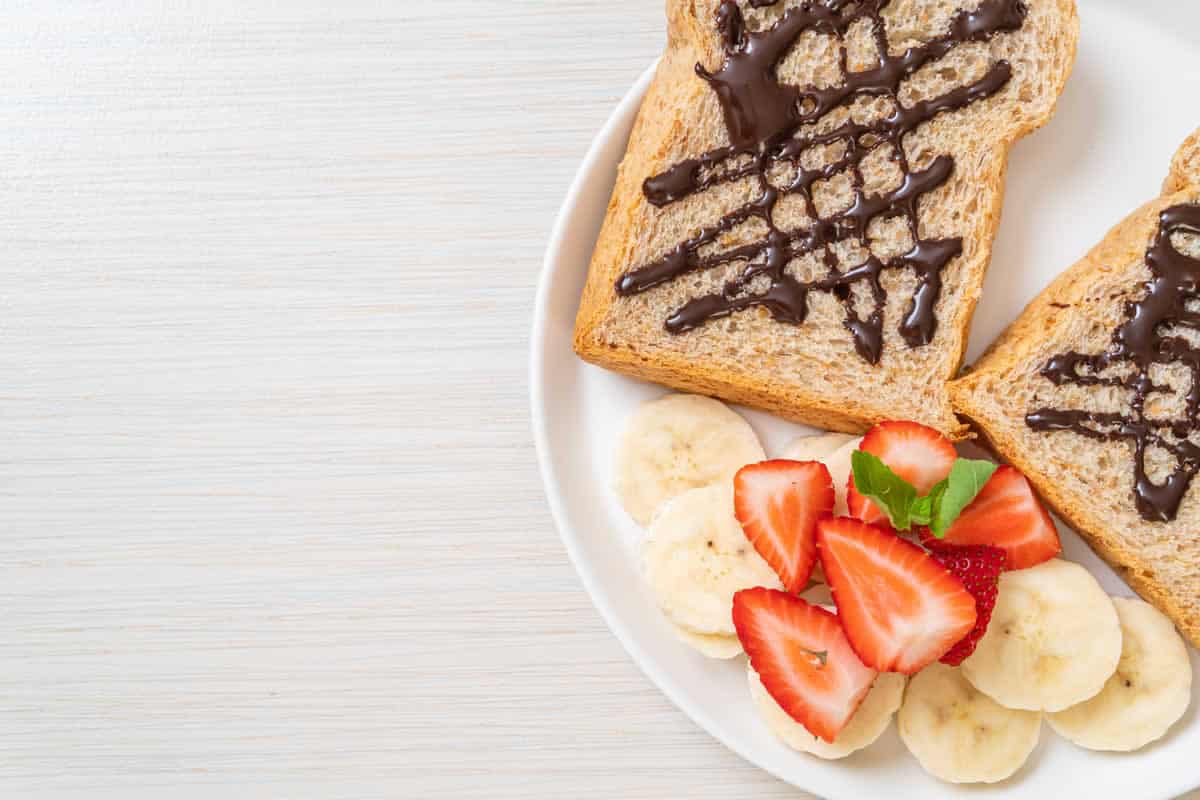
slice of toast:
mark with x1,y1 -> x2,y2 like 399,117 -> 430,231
574,0 -> 1078,437
951,131 -> 1200,647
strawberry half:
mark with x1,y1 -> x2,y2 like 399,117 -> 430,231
847,421 -> 957,530
732,587 -> 877,743
734,460 -> 835,592
816,516 -> 977,674
925,465 -> 1061,570
924,543 -> 1007,666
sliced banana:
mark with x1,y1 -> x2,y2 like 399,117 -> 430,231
749,663 -> 905,759
642,484 -> 782,636
825,434 -> 864,515
1048,597 -> 1192,751
822,437 -> 863,516
781,432 -> 858,463
672,623 -> 743,660
899,663 -> 1042,784
786,434 -> 860,585
614,394 -> 765,526
961,559 -> 1122,712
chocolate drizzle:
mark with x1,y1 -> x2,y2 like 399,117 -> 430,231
616,0 -> 1026,363
1027,205 -> 1200,522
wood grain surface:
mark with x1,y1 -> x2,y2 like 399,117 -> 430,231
0,1 -> 816,797
1,2 -> 1194,799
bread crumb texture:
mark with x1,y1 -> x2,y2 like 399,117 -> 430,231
952,131 -> 1200,647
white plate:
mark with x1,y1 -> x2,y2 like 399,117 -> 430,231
531,2 -> 1200,797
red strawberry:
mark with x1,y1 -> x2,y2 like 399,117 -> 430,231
734,460 -> 835,592
847,421 -> 957,530
816,516 -> 977,674
924,543 -> 1007,666
925,465 -> 1061,570
732,587 -> 877,743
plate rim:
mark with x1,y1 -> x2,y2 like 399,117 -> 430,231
529,55 -> 1199,800
530,61 -> 873,799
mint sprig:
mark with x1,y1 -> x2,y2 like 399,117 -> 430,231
850,451 -> 997,538
849,451 -> 917,530
931,459 -> 997,536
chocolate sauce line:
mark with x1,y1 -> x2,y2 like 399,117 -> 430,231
1027,205 -> 1200,522
616,0 -> 1027,363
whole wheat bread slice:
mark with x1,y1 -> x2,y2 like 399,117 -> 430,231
951,131 -> 1200,647
574,0 -> 1078,438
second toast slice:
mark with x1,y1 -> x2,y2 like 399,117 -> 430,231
952,131 -> 1200,647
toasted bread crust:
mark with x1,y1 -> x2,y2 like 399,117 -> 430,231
951,133 -> 1200,647
574,0 -> 1079,439
956,404 -> 1200,648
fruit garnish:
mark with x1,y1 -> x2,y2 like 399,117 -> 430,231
643,484 -> 783,637
816,516 -> 978,674
924,543 -> 1007,666
851,451 -> 997,536
959,559 -> 1122,712
732,587 -> 877,743
925,465 -> 1061,569
734,460 -> 835,593
898,663 -> 1042,784
846,421 -> 958,529
1046,597 -> 1193,752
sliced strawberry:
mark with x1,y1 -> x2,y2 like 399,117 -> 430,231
732,587 -> 877,743
923,465 -> 1061,570
734,460 -> 835,592
816,516 -> 977,674
924,543 -> 1007,666
846,421 -> 957,530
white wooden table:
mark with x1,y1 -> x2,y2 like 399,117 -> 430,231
0,2 -> 812,797
1,3 -> 1194,799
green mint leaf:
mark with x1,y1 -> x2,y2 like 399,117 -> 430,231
925,478 -> 950,512
930,459 -> 998,538
909,478 -> 947,527
850,450 -> 917,531
909,495 -> 934,527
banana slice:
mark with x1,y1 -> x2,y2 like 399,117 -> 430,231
822,437 -> 863,516
642,484 -> 782,636
614,394 -> 765,526
961,559 -> 1122,712
1047,597 -> 1192,751
672,624 -> 743,660
782,432 -> 857,462
788,435 -> 861,584
899,663 -> 1042,784
749,663 -> 905,759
